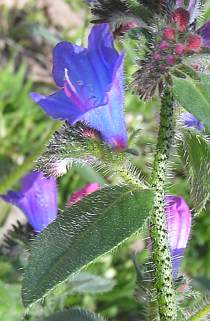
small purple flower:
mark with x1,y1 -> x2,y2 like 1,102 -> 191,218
31,24 -> 128,150
2,171 -> 57,233
165,195 -> 192,278
182,112 -> 204,131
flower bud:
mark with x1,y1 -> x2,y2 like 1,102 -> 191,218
172,8 -> 190,32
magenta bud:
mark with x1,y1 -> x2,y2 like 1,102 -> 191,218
167,54 -> 176,65
175,43 -> 185,55
67,183 -> 100,207
163,27 -> 176,41
159,40 -> 170,50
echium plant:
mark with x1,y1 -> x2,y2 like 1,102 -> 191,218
19,0 -> 210,320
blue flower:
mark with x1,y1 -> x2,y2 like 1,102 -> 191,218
31,24 -> 128,150
182,112 -> 204,131
2,171 -> 57,233
165,195 -> 192,279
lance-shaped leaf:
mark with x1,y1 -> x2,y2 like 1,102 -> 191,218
173,73 -> 210,132
36,308 -> 105,321
22,186 -> 153,306
178,129 -> 210,213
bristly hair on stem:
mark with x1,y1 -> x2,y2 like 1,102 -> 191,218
149,79 -> 177,320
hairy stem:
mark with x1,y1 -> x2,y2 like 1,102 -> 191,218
187,303 -> 210,321
150,80 -> 177,320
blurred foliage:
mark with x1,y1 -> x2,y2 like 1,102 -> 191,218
0,0 -> 210,320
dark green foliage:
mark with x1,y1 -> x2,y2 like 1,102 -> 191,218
173,73 -> 210,132
35,308 -> 105,321
178,129 -> 210,213
22,186 -> 153,306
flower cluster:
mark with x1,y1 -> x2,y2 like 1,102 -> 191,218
132,0 -> 210,99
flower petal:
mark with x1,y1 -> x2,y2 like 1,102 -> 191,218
188,0 -> 201,23
80,54 -> 128,149
30,90 -> 82,123
176,0 -> 184,7
197,19 -> 210,48
2,171 -> 58,233
182,112 -> 204,131
165,195 -> 192,278
52,24 -> 120,109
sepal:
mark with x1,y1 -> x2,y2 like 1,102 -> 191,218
36,122 -> 146,188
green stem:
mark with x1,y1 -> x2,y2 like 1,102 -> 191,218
0,122 -> 59,195
187,303 -> 210,321
148,300 -> 160,321
150,80 -> 177,320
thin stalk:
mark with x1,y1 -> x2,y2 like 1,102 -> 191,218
187,303 -> 210,321
150,80 -> 177,320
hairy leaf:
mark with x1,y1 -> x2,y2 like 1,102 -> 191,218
36,308 -> 105,321
22,186 -> 153,306
178,129 -> 210,213
173,74 -> 210,132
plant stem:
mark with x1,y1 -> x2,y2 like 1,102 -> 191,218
187,303 -> 210,321
150,80 -> 177,320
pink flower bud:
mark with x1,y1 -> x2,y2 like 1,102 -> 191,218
159,40 -> 169,50
175,43 -> 185,55
167,54 -> 176,65
67,183 -> 100,207
186,34 -> 202,52
153,52 -> 161,60
172,8 -> 190,32
163,27 -> 176,41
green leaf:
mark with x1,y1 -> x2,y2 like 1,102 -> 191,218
70,272 -> 115,294
36,308 -> 105,321
22,186 -> 153,306
192,277 -> 210,293
178,129 -> 210,212
0,281 -> 24,321
173,74 -> 210,131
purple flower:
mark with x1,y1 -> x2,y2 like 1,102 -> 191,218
182,112 -> 204,131
2,171 -> 57,233
165,195 -> 192,278
31,24 -> 128,150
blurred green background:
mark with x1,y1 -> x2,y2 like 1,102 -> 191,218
0,0 -> 210,320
